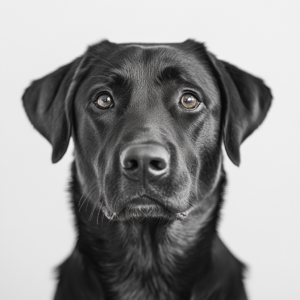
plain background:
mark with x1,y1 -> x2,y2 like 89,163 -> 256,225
1,0 -> 299,299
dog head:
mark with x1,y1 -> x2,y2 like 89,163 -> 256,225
22,40 -> 272,221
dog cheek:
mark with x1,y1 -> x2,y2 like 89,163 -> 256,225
73,130 -> 108,206
190,114 -> 222,193
197,145 -> 222,197
103,174 -> 117,211
101,153 -> 124,213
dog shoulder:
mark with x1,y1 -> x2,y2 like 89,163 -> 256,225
191,235 -> 248,300
54,248 -> 105,300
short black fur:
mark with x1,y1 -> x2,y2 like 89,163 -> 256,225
22,39 -> 272,300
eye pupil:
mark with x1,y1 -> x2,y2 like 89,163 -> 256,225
183,96 -> 193,103
180,94 -> 199,109
96,94 -> 113,109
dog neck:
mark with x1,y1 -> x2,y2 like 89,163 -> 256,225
64,162 -> 226,300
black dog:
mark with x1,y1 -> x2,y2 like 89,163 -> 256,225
22,40 -> 272,300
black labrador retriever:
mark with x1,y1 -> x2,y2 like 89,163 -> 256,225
22,40 -> 272,300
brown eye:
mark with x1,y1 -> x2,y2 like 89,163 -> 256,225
180,93 -> 199,109
96,94 -> 114,109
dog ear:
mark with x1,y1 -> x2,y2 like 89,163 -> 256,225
22,58 -> 82,163
207,53 -> 272,166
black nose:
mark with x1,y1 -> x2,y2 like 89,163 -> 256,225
120,144 -> 170,181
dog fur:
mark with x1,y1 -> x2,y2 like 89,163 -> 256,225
22,40 -> 272,300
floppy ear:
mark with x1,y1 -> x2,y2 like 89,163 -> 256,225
207,53 -> 272,166
22,58 -> 82,163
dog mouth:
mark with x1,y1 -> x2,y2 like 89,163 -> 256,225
127,195 -> 162,208
103,194 -> 192,221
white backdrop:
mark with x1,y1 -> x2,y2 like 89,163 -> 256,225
1,1 -> 299,299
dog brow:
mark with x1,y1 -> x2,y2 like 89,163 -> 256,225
109,73 -> 128,87
157,66 -> 182,84
94,71 -> 129,89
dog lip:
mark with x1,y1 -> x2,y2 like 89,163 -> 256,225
127,195 -> 161,206
106,195 -> 194,221
119,194 -> 173,216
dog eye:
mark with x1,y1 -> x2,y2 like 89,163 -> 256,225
180,94 -> 200,109
95,94 -> 114,109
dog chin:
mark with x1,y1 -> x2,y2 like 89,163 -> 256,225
102,201 -> 193,222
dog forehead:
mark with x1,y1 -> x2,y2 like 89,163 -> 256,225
121,44 -> 189,64
85,42 -> 219,100
89,44 -> 188,75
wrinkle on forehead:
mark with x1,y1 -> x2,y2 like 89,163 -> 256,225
116,45 -> 219,102
87,44 -> 220,107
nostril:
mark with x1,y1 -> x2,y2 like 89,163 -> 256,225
120,144 -> 170,181
123,159 -> 139,170
150,159 -> 167,171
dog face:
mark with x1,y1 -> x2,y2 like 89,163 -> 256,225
72,42 -> 222,221
22,40 -> 272,222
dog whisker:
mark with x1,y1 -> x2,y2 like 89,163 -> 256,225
78,181 -> 97,208
79,183 -> 99,212
88,202 -> 97,221
96,200 -> 104,225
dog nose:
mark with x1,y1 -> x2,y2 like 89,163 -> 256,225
120,144 -> 170,181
